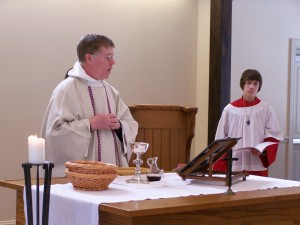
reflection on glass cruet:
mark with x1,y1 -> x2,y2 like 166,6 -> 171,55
146,157 -> 163,182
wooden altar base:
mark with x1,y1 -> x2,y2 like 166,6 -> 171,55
99,186 -> 300,225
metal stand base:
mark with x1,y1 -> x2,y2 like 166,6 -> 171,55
224,149 -> 238,195
126,175 -> 149,184
22,162 -> 54,225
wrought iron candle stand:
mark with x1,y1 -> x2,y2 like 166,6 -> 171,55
22,162 -> 54,225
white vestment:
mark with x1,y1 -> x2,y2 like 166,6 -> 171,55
215,101 -> 283,171
41,62 -> 138,177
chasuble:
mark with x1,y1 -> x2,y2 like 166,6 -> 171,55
41,62 -> 138,177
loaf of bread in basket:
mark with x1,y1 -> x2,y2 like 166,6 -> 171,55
116,167 -> 148,176
65,160 -> 118,191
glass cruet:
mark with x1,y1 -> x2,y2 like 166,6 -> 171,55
146,157 -> 163,182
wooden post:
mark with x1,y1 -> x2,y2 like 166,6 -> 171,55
208,0 -> 233,144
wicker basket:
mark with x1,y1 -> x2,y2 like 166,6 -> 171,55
65,160 -> 118,191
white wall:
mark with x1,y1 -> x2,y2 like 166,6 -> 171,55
195,0 -> 210,156
0,0 -> 198,221
231,0 -> 300,134
231,0 -> 300,178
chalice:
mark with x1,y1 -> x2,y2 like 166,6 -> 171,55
126,142 -> 149,184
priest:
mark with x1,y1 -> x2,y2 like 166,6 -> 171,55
41,34 -> 138,177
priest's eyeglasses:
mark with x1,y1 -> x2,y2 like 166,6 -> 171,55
104,54 -> 116,61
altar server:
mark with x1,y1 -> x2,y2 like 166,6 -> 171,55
41,34 -> 138,177
214,69 -> 283,176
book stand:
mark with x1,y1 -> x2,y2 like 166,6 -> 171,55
177,137 -> 248,190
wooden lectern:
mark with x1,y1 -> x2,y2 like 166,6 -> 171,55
177,137 -> 248,186
128,104 -> 197,172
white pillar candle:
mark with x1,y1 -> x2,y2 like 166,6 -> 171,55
28,135 -> 45,164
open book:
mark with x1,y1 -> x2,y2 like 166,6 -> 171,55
236,142 -> 277,154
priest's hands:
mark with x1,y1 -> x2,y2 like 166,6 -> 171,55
89,113 -> 121,131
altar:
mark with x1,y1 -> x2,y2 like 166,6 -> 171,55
2,173 -> 300,225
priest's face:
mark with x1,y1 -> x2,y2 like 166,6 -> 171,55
243,80 -> 259,100
86,46 -> 116,80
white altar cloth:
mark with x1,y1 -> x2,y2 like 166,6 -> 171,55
28,173 -> 300,225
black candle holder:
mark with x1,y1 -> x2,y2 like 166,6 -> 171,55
22,162 -> 54,225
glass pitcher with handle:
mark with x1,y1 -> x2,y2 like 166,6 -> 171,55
146,157 -> 163,181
